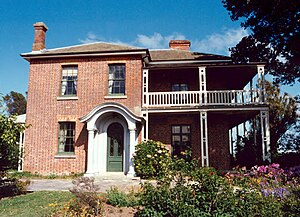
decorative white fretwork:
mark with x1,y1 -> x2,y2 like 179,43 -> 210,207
257,65 -> 265,103
200,111 -> 209,166
260,110 -> 271,162
143,69 -> 149,106
199,67 -> 207,104
142,111 -> 148,141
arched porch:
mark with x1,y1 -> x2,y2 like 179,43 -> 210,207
80,103 -> 143,176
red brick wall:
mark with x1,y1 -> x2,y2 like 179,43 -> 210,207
24,55 -> 143,175
208,113 -> 231,170
148,113 -> 201,160
148,112 -> 231,170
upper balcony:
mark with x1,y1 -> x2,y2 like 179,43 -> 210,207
144,89 -> 264,108
142,64 -> 266,109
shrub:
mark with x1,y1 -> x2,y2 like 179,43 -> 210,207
0,173 -> 30,199
138,157 -> 286,216
105,186 -> 139,207
133,140 -> 172,179
65,177 -> 105,216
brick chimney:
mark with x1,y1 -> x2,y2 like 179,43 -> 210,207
32,22 -> 48,51
169,40 -> 191,51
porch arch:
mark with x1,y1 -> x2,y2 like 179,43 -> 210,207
80,103 -> 143,176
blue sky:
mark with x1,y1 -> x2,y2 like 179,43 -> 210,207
0,0 -> 298,97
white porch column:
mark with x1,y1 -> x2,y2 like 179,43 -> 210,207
260,110 -> 271,162
85,129 -> 95,176
199,67 -> 207,104
143,69 -> 149,107
200,111 -> 209,166
257,65 -> 265,103
127,128 -> 137,176
142,111 -> 148,141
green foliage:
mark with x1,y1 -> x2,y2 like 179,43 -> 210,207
133,140 -> 172,179
266,81 -> 299,154
137,148 -> 296,216
282,187 -> 300,217
2,91 -> 27,115
223,0 -> 300,84
105,186 -> 139,207
234,81 -> 299,164
0,177 -> 30,199
0,114 -> 26,171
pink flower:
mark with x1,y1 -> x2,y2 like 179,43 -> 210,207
258,166 -> 267,173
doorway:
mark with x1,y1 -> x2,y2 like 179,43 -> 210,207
107,123 -> 124,172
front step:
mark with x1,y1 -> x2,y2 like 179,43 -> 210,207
90,172 -> 141,181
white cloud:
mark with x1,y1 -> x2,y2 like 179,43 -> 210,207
134,32 -> 186,49
192,28 -> 249,55
78,28 -> 248,55
79,32 -> 104,43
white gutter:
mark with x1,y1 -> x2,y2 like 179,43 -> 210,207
21,51 -> 147,60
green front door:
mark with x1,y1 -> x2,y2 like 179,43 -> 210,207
107,123 -> 124,172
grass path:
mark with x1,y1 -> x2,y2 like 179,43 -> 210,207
0,191 -> 73,217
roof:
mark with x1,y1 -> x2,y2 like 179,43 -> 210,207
21,41 -> 233,64
21,42 -> 147,59
149,49 -> 231,62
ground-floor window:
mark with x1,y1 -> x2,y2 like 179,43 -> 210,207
171,125 -> 191,157
58,122 -> 75,153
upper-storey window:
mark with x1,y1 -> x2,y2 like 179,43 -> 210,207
172,83 -> 188,91
61,66 -> 78,96
108,64 -> 125,95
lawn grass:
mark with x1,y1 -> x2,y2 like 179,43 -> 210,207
0,191 -> 74,217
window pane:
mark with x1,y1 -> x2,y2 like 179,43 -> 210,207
182,125 -> 190,133
108,64 -> 125,94
172,84 -> 179,91
118,141 -> 122,156
108,64 -> 125,95
182,135 -> 190,142
58,122 -> 75,153
171,125 -> 191,157
172,126 -> 180,134
180,84 -> 188,91
172,135 -> 181,143
110,139 -> 114,156
61,66 -> 78,96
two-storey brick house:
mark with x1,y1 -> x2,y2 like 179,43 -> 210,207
21,22 -> 270,176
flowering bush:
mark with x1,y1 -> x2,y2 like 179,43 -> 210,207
62,177 -> 105,216
133,140 -> 172,179
225,163 -> 300,216
137,149 -> 299,217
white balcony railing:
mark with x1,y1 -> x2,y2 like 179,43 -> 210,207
144,90 -> 263,107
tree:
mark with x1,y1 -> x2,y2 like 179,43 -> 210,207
3,91 -> 27,115
265,81 -> 298,155
235,81 -> 298,167
0,115 -> 26,171
223,0 -> 300,84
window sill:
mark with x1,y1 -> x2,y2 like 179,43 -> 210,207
104,95 -> 127,99
57,96 -> 78,101
54,154 -> 76,159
